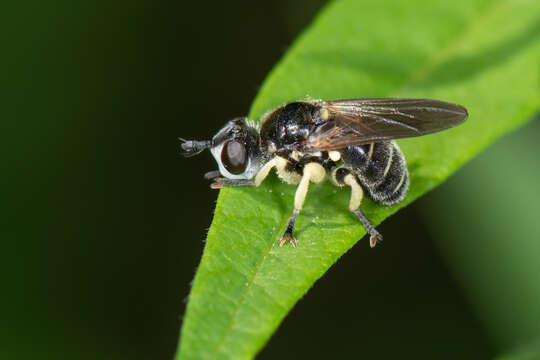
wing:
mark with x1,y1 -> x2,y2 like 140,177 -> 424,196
306,98 -> 468,151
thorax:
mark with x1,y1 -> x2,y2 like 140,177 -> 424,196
259,101 -> 324,154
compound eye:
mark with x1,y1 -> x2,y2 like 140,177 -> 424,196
221,140 -> 247,174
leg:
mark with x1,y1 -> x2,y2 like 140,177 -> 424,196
204,170 -> 220,180
210,178 -> 255,189
280,208 -> 300,247
332,167 -> 383,248
208,157 -> 283,189
280,162 -> 326,247
352,208 -> 383,248
206,169 -> 256,188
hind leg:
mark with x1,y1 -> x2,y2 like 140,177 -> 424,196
331,167 -> 383,248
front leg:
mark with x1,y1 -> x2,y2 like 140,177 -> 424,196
204,170 -> 220,180
210,178 -> 255,189
208,157 -> 283,189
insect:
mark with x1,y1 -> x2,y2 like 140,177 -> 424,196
180,98 -> 467,247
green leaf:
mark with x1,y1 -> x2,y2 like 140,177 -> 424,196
176,0 -> 540,358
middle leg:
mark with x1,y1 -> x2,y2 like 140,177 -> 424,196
280,162 -> 326,247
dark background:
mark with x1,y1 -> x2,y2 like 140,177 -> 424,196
8,0 -> 532,358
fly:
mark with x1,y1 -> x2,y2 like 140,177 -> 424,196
180,98 -> 468,247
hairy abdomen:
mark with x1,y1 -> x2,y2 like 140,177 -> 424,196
341,141 -> 409,206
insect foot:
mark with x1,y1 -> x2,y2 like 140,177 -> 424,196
279,232 -> 297,248
352,208 -> 384,248
369,232 -> 383,248
280,208 -> 301,247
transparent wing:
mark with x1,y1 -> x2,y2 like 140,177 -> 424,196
306,98 -> 468,150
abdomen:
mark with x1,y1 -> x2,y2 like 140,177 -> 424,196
341,141 -> 409,206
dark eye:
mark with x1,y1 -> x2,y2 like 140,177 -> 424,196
221,140 -> 247,174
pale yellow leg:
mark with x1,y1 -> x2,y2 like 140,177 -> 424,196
280,162 -> 326,247
253,157 -> 278,186
342,173 -> 382,248
343,174 -> 364,211
210,157 -> 282,189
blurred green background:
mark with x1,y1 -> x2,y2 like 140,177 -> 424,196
3,1 -> 540,359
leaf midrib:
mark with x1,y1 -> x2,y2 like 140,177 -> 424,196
210,190 -> 289,358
